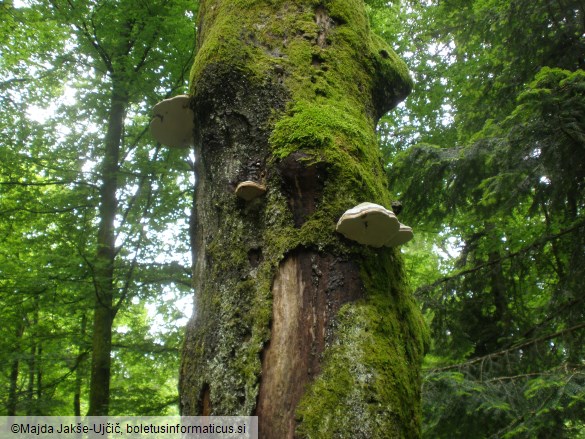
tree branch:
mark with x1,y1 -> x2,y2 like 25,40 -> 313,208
427,321 -> 585,373
417,220 -> 585,294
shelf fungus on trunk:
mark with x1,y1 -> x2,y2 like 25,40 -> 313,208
336,202 -> 413,247
150,94 -> 194,148
234,181 -> 267,201
386,223 -> 414,247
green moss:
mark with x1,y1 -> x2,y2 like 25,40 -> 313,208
296,252 -> 429,438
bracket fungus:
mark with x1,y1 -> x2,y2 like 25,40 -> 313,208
385,223 -> 414,247
235,181 -> 266,201
336,202 -> 414,247
150,95 -> 194,148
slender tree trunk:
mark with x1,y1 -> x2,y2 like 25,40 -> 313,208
180,1 -> 427,437
564,186 -> 585,363
489,250 -> 508,344
36,345 -> 42,412
7,355 -> 20,415
87,80 -> 127,416
26,343 -> 35,416
74,313 -> 87,417
26,305 -> 39,415
7,319 -> 25,416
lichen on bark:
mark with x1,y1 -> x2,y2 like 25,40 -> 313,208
179,0 -> 427,437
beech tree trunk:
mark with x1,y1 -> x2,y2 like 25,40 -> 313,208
180,1 -> 427,437
74,313 -> 87,417
7,319 -> 25,416
87,82 -> 127,416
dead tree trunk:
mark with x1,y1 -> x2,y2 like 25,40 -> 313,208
180,1 -> 427,437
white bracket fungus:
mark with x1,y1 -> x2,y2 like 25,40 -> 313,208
385,223 -> 413,247
150,95 -> 194,148
235,181 -> 267,201
336,202 -> 413,247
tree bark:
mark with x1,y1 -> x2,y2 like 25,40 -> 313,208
26,346 -> 36,415
74,313 -> 87,417
180,1 -> 427,437
26,304 -> 39,415
7,318 -> 25,416
87,81 -> 127,416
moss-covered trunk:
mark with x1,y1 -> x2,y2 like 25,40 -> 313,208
179,0 -> 427,437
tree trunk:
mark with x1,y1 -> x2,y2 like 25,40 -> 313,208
74,313 -> 87,417
7,318 -> 25,416
26,305 -> 39,415
180,1 -> 427,437
26,341 -> 35,416
36,345 -> 42,412
87,81 -> 127,416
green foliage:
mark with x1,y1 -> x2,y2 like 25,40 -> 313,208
110,300 -> 183,415
0,0 -> 195,416
423,362 -> 585,438
407,67 -> 585,437
376,0 -> 585,437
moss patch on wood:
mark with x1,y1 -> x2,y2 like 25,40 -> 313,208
295,251 -> 428,438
